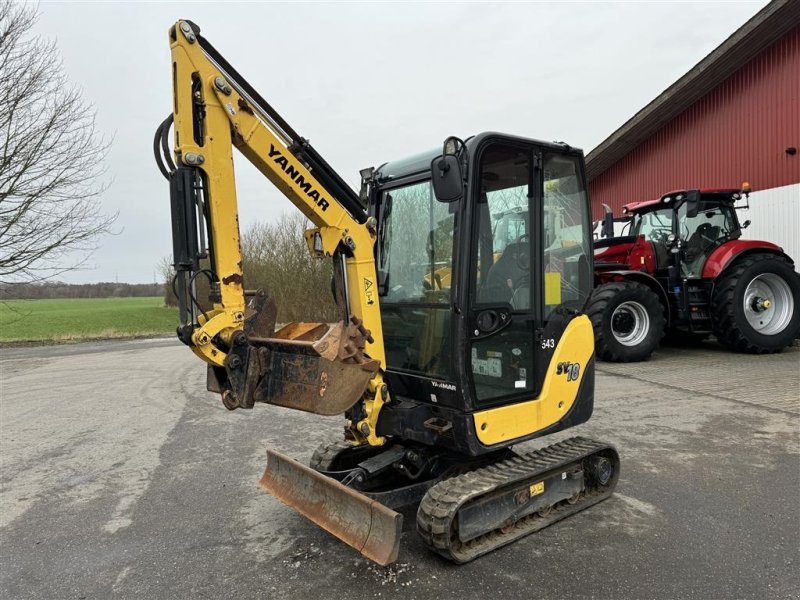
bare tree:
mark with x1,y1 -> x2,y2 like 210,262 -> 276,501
241,213 -> 337,323
0,2 -> 115,283
161,213 -> 337,320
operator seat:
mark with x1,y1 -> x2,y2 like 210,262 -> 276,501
685,223 -> 720,259
650,239 -> 670,270
480,241 -> 529,304
683,222 -> 720,277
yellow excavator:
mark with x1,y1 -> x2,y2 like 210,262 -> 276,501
154,20 -> 619,565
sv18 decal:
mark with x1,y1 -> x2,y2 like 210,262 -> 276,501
556,361 -> 581,382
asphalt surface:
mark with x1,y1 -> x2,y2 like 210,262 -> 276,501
1,337 -> 798,600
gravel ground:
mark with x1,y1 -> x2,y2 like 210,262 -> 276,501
1,338 -> 798,599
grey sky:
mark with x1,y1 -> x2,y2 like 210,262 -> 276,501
33,1 -> 766,284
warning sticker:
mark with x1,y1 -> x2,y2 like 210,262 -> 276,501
363,278 -> 375,305
529,481 -> 545,497
472,357 -> 502,378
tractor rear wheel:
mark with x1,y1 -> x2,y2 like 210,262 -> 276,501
712,254 -> 800,353
587,281 -> 666,362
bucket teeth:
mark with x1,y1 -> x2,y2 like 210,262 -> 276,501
259,449 -> 402,565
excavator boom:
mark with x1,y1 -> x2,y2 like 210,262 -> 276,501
157,20 -> 389,439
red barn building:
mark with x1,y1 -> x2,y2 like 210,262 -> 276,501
586,0 -> 800,260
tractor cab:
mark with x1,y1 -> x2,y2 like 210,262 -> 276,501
624,189 -> 746,278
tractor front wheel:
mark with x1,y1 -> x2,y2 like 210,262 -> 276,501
712,254 -> 800,353
587,281 -> 666,362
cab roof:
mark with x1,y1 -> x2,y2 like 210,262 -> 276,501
373,132 -> 584,183
374,148 -> 440,181
622,188 -> 744,214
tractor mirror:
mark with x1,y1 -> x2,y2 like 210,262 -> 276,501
741,219 -> 751,229
431,155 -> 463,203
600,203 -> 614,238
685,189 -> 701,218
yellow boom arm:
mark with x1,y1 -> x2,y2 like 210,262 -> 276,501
161,20 -> 388,445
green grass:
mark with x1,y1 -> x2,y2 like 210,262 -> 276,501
0,297 -> 178,343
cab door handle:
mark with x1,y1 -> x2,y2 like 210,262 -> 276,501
472,308 -> 511,339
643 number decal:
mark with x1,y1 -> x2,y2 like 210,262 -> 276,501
556,361 -> 581,382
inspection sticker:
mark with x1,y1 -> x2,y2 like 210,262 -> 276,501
529,481 -> 545,497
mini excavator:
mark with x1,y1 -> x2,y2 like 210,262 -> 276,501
155,20 -> 619,565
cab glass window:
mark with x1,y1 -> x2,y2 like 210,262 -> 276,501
678,201 -> 738,278
542,154 -> 592,318
379,181 -> 454,304
634,208 -> 673,243
377,180 -> 455,378
471,145 -> 534,405
474,147 -> 531,310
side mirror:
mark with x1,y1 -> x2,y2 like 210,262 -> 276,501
431,136 -> 465,203
601,203 -> 614,239
741,219 -> 751,229
431,155 -> 462,203
685,189 -> 701,218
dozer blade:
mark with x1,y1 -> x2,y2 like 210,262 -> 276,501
259,449 -> 402,565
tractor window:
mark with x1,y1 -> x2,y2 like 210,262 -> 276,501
542,154 -> 592,318
678,202 -> 738,278
678,202 -> 737,242
633,209 -> 673,243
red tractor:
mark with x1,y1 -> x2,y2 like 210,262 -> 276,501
589,187 -> 800,362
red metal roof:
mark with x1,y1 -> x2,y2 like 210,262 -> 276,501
586,0 -> 800,181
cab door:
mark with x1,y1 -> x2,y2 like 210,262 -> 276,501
468,141 -> 593,409
469,142 -> 539,408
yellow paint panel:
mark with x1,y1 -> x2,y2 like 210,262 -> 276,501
473,316 -> 594,446
529,481 -> 545,496
545,272 -> 562,305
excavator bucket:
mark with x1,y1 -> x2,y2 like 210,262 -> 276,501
259,449 -> 402,565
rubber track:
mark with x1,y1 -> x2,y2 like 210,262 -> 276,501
416,437 -> 619,563
309,437 -> 353,471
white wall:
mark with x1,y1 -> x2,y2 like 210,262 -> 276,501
738,183 -> 800,263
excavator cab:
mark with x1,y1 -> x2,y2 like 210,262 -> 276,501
368,135 -> 596,432
157,19 -> 618,567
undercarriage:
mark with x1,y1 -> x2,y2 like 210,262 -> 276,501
262,436 -> 619,564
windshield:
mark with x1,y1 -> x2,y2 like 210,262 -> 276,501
632,208 -> 673,243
